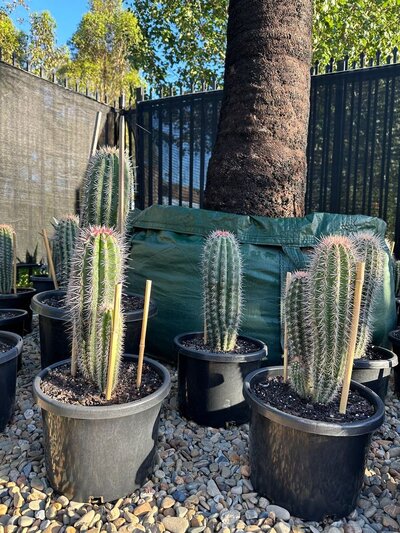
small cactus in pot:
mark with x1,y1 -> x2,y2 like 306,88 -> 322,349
0,224 -> 15,294
51,215 -> 79,289
285,236 -> 359,404
202,230 -> 242,352
80,147 -> 134,229
66,226 -> 125,393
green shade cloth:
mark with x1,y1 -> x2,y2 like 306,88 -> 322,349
127,205 -> 396,364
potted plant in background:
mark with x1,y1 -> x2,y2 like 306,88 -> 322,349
0,224 -> 35,333
33,226 -> 171,502
388,251 -> 400,397
31,215 -> 79,368
350,232 -> 397,400
243,236 -> 385,521
174,230 -> 267,427
0,331 -> 23,432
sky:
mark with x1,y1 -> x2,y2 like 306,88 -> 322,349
10,0 -> 89,45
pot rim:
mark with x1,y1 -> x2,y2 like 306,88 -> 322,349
31,290 -> 157,322
174,332 -> 267,363
0,308 -> 28,324
33,355 -> 171,420
243,366 -> 385,437
0,288 -> 36,299
353,345 -> 398,369
0,331 -> 23,365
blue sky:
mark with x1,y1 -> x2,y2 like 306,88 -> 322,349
11,0 -> 89,45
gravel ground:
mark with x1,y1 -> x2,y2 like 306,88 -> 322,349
0,319 -> 399,533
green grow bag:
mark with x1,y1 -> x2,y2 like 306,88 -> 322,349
127,206 -> 396,364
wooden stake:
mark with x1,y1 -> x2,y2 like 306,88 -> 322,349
136,280 -> 152,388
117,114 -> 125,233
283,272 -> 292,383
203,313 -> 207,344
390,240 -> 395,255
12,232 -> 17,294
339,262 -> 365,414
71,332 -> 77,377
40,229 -> 59,290
105,282 -> 123,400
90,111 -> 102,158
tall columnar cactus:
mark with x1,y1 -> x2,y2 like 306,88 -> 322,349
80,147 -> 134,229
203,230 -> 242,352
285,236 -> 358,404
52,215 -> 79,289
0,224 -> 14,294
350,233 -> 385,359
67,227 -> 125,393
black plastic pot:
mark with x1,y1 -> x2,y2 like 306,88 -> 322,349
31,290 -> 70,369
352,346 -> 398,401
388,331 -> 400,397
32,290 -> 157,369
0,309 -> 28,370
174,332 -> 267,427
33,355 -> 171,502
243,366 -> 385,521
0,332 -> 23,432
30,276 -> 55,294
0,289 -> 35,333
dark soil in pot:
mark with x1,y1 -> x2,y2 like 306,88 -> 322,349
31,291 -> 157,369
388,330 -> 400,397
0,289 -> 35,333
243,366 -> 384,522
30,276 -> 55,294
174,332 -> 267,428
352,346 -> 398,401
33,355 -> 171,502
0,332 -> 23,432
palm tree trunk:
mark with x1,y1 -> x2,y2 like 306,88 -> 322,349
204,0 -> 312,217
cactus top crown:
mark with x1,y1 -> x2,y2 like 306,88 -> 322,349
0,224 -> 14,233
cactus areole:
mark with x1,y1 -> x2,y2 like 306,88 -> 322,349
202,230 -> 242,352
67,226 -> 125,393
0,225 -> 14,294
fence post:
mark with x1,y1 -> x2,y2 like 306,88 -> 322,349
330,59 -> 347,212
135,87 -> 146,210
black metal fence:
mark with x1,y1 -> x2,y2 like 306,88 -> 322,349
135,58 -> 400,246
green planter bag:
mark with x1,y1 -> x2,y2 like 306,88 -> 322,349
127,206 -> 396,364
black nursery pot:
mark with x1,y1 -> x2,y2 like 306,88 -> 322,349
33,355 -> 171,502
243,366 -> 385,522
0,332 -> 23,432
31,290 -> 70,369
0,289 -> 35,333
388,331 -> 400,397
30,276 -> 55,294
31,291 -> 157,369
352,346 -> 398,401
0,309 -> 27,337
174,332 -> 267,427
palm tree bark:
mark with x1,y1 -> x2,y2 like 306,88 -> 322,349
204,0 -> 312,217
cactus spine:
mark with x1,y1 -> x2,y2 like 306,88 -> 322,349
285,236 -> 358,404
350,233 -> 385,359
67,227 -> 125,393
0,225 -> 14,294
80,147 -> 134,229
52,215 -> 79,289
203,230 -> 242,352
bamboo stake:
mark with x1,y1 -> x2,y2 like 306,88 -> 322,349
117,114 -> 125,233
390,240 -> 395,255
339,262 -> 365,414
71,333 -> 77,377
105,282 -> 123,400
203,314 -> 207,344
136,280 -> 152,388
90,111 -> 102,158
283,272 -> 292,383
12,232 -> 17,294
40,229 -> 59,290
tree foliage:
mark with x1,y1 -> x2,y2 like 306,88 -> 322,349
130,0 -> 400,86
28,11 -> 69,73
64,0 -> 143,101
0,11 -> 26,62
